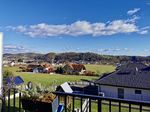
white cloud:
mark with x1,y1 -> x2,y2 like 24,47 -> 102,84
4,9 -> 149,37
106,20 -> 138,34
138,26 -> 150,34
127,8 -> 140,15
3,44 -> 31,53
5,18 -> 146,37
138,30 -> 148,34
126,15 -> 140,23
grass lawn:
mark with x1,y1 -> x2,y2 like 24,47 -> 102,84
73,99 -> 141,112
3,64 -> 115,86
5,98 -> 23,112
85,64 -> 115,75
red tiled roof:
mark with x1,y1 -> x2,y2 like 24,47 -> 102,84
66,63 -> 86,71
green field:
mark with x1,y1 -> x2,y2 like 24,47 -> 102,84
85,64 -> 115,75
3,64 -> 115,86
74,100 -> 140,112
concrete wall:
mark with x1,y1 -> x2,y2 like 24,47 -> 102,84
99,85 -> 150,101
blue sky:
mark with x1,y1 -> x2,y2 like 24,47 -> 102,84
1,0 -> 150,56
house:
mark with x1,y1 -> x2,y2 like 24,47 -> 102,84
41,63 -> 54,74
63,63 -> 86,75
3,60 -> 10,67
95,62 -> 150,101
33,67 -> 43,73
26,63 -> 54,74
26,64 -> 43,73
10,61 -> 15,67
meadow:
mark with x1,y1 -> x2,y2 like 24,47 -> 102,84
3,64 -> 115,86
85,64 -> 115,75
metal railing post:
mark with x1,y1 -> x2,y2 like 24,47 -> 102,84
109,100 -> 111,112
89,98 -> 91,112
13,88 -> 16,112
119,101 -> 121,112
64,96 -> 67,112
80,97 -> 83,112
19,92 -> 21,112
140,104 -> 142,112
72,96 -> 75,112
129,103 -> 131,112
7,89 -> 10,112
98,99 -> 102,112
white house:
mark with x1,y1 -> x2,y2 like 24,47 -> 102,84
33,67 -> 40,73
95,62 -> 150,102
33,67 -> 43,73
10,61 -> 15,67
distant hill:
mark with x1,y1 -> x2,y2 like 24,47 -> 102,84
3,52 -> 43,61
3,52 -> 150,65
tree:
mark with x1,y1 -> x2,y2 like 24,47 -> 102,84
55,67 -> 63,74
3,70 -> 14,78
18,58 -> 23,62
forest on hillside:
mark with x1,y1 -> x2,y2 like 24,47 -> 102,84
3,52 -> 150,65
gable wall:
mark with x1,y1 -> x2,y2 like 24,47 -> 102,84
99,85 -> 150,101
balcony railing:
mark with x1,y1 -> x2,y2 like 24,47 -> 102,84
1,88 -> 22,112
1,88 -> 150,112
54,91 -> 150,112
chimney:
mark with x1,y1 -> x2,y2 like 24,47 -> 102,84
0,33 -> 3,94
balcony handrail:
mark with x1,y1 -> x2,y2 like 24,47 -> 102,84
1,88 -> 150,112
54,91 -> 150,106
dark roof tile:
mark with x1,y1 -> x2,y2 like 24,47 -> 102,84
95,62 -> 150,89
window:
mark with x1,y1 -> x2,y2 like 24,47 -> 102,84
118,88 -> 124,99
135,90 -> 142,94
